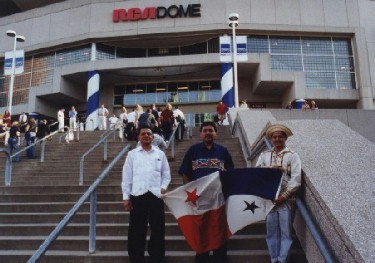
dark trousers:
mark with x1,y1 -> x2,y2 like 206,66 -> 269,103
161,121 -> 173,141
195,244 -> 227,263
128,192 -> 165,263
175,124 -> 185,140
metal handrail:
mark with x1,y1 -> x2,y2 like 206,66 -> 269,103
1,149 -> 12,186
165,122 -> 180,160
4,130 -> 59,186
79,129 -> 117,185
28,144 -> 132,262
245,126 -> 336,263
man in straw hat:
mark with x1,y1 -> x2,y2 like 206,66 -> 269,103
256,124 -> 301,263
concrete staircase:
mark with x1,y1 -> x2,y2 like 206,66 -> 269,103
0,127 -> 307,262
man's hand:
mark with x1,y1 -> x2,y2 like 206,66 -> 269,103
123,200 -> 132,211
161,188 -> 167,195
273,195 -> 286,206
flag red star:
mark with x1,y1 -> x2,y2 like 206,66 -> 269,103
185,188 -> 200,205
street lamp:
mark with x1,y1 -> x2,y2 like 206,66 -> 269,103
228,13 -> 239,108
6,30 -> 25,115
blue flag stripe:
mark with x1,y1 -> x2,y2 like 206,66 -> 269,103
220,168 -> 282,201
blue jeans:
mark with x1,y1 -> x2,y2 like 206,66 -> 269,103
8,137 -> 20,161
26,137 -> 35,158
266,202 -> 295,263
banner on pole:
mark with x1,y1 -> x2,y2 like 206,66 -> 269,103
219,36 -> 248,62
219,36 -> 232,62
4,50 -> 25,75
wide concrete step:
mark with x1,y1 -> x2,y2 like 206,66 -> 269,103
0,223 -> 266,236
0,249 -> 307,263
0,234 -> 286,251
0,211 -> 176,223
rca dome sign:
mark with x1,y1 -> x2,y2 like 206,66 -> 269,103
113,4 -> 201,22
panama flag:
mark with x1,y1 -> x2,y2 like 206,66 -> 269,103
164,168 -> 282,253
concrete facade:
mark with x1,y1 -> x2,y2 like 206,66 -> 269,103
0,0 -> 374,118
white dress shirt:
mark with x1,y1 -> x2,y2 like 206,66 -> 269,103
127,111 -> 136,123
122,145 -> 171,200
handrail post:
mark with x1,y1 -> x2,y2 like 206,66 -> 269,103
171,135 -> 175,159
89,190 -> 97,254
5,157 -> 12,186
79,156 -> 84,186
40,140 -> 46,162
104,138 -> 108,161
76,121 -> 80,141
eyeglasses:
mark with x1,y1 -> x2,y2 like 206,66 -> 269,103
140,132 -> 152,136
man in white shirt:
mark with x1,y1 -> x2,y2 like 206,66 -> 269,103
57,108 -> 65,132
173,105 -> 185,141
125,107 -> 137,141
108,113 -> 119,130
122,125 -> 171,263
98,104 -> 109,130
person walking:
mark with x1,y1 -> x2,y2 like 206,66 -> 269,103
178,121 -> 234,263
24,118 -> 38,159
160,103 -> 174,142
57,108 -> 65,132
122,125 -> 171,263
8,121 -> 20,162
216,101 -> 228,125
98,104 -> 109,130
69,106 -> 77,131
173,105 -> 185,141
256,124 -> 301,263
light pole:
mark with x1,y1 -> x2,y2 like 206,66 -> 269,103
228,13 -> 239,108
6,30 -> 25,115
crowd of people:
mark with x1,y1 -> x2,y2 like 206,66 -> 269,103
0,110 -> 53,162
286,100 -> 318,110
96,103 -> 186,145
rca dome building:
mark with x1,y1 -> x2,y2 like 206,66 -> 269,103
0,0 -> 374,127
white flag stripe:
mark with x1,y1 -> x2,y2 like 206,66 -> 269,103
164,172 -> 225,219
226,195 -> 274,234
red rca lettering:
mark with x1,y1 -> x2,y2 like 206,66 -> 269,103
113,4 -> 201,22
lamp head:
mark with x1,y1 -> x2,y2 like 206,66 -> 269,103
228,13 -> 239,21
6,30 -> 16,38
16,35 -> 25,42
228,21 -> 239,27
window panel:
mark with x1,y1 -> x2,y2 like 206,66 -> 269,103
117,47 -> 146,58
271,55 -> 303,71
336,72 -> 356,89
208,38 -> 219,53
181,42 -> 207,55
96,44 -> 115,60
333,38 -> 352,56
270,36 -> 301,54
335,57 -> 354,72
305,72 -> 336,89
55,45 -> 91,66
302,37 -> 333,55
248,35 -> 269,53
303,56 -> 334,72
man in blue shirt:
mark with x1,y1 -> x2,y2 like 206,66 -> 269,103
178,121 -> 234,263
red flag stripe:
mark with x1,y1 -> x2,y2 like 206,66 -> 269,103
176,206 -> 231,254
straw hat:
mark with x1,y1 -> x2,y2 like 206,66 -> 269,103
265,124 -> 293,139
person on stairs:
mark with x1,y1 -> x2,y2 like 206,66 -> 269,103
122,125 -> 171,263
256,124 -> 301,263
178,121 -> 234,263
